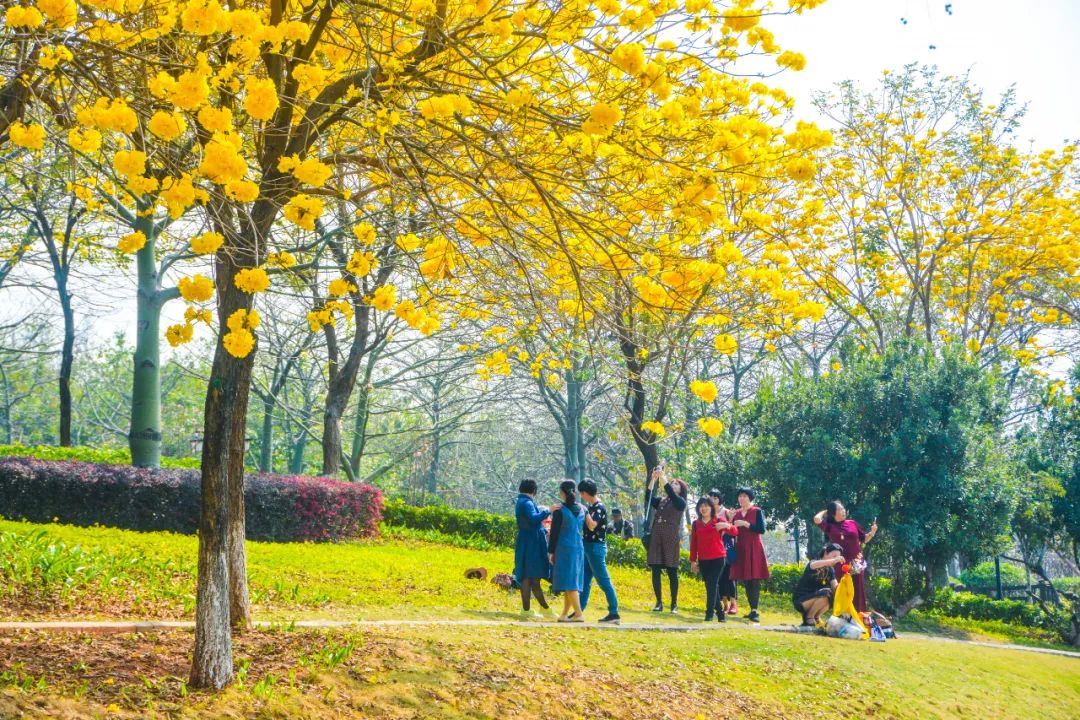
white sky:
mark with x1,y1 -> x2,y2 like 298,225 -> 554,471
769,0 -> 1080,147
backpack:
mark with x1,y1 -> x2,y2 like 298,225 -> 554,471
723,532 -> 737,565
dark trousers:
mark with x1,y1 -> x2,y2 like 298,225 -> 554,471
743,579 -> 762,611
699,558 -> 726,616
651,565 -> 679,608
519,577 -> 548,611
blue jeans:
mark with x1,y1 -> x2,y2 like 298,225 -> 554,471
581,542 -> 619,614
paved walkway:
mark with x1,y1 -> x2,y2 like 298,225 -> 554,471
2,618 -> 1078,659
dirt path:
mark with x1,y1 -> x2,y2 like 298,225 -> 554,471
2,617 -> 1077,659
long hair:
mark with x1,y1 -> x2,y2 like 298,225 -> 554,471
826,500 -> 843,524
559,479 -> 578,507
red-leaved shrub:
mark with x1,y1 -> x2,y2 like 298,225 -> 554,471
0,456 -> 382,542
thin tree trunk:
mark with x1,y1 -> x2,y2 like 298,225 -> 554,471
348,382 -> 371,478
259,397 -> 274,473
58,282 -> 74,447
129,223 -> 170,468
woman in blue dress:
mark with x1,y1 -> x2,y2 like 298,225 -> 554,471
548,479 -> 586,622
514,478 -> 551,614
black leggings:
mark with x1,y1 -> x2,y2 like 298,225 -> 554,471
519,577 -> 549,611
742,579 -> 762,611
699,559 -> 725,616
651,565 -> 679,608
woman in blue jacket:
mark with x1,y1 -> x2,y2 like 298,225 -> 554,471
514,478 -> 551,614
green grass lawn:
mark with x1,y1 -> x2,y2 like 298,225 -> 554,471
2,519 -> 1079,718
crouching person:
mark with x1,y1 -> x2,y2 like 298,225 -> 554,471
792,543 -> 845,629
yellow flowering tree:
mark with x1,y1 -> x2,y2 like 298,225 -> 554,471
787,67 -> 1079,375
1,0 -> 831,688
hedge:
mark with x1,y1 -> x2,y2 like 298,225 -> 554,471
927,588 -> 1049,628
0,456 -> 382,543
0,443 -> 200,469
381,498 -> 516,546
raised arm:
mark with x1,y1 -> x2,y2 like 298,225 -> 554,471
519,499 -> 550,529
664,482 -> 687,512
813,509 -> 827,527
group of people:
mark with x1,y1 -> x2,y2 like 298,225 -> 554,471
513,467 -> 878,628
514,477 -> 622,623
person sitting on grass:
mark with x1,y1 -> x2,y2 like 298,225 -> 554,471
792,543 -> 846,630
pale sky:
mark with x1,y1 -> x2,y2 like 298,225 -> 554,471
769,0 -> 1080,147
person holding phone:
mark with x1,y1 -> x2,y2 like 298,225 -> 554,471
814,501 -> 877,613
646,462 -> 688,613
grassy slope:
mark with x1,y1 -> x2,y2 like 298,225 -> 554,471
2,520 -> 1079,718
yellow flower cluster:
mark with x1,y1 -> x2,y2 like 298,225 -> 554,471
148,111 -> 188,141
282,194 -> 323,230
112,150 -> 146,178
234,267 -> 270,294
266,251 -> 296,269
75,98 -> 137,133
417,94 -> 474,120
346,250 -> 375,277
165,322 -> 194,347
178,274 -> 215,303
278,155 -> 332,187
328,278 -> 357,297
190,231 -> 224,255
243,77 -> 279,121
9,122 -> 46,150
352,222 -> 376,245
581,102 -> 622,137
698,417 -> 724,438
67,128 -> 102,153
222,308 -> 260,358
367,284 -> 397,311
713,334 -> 738,355
640,421 -> 666,438
689,379 -> 718,403
199,133 -> 247,185
117,231 -> 147,254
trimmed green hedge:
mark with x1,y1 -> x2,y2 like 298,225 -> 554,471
927,588 -> 1049,628
0,444 -> 200,469
381,499 -> 517,547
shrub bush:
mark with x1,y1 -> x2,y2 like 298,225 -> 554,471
0,443 -> 200,469
958,561 -> 1026,589
927,587 -> 1048,628
381,498 -> 517,547
0,456 -> 381,542
762,563 -> 801,596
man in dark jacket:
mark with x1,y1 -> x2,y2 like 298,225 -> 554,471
609,508 -> 635,540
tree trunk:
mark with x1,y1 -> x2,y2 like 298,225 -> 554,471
129,226 -> 168,468
258,396 -> 274,473
189,343 -> 241,689
190,223 -> 259,688
321,397 -> 345,476
348,382 -> 371,478
227,354 -> 253,630
58,281 -> 74,447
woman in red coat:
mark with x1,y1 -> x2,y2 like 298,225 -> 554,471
689,498 -> 738,622
814,500 -> 877,612
728,487 -> 769,623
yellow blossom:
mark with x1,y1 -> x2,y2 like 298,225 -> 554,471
178,274 -> 214,302
234,267 -> 270,294
117,231 -> 147,254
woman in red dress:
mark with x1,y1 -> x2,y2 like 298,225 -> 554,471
728,487 -> 769,623
814,500 -> 877,613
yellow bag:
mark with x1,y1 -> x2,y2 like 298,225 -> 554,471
832,571 -> 869,640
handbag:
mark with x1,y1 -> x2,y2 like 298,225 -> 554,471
640,487 -> 657,550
